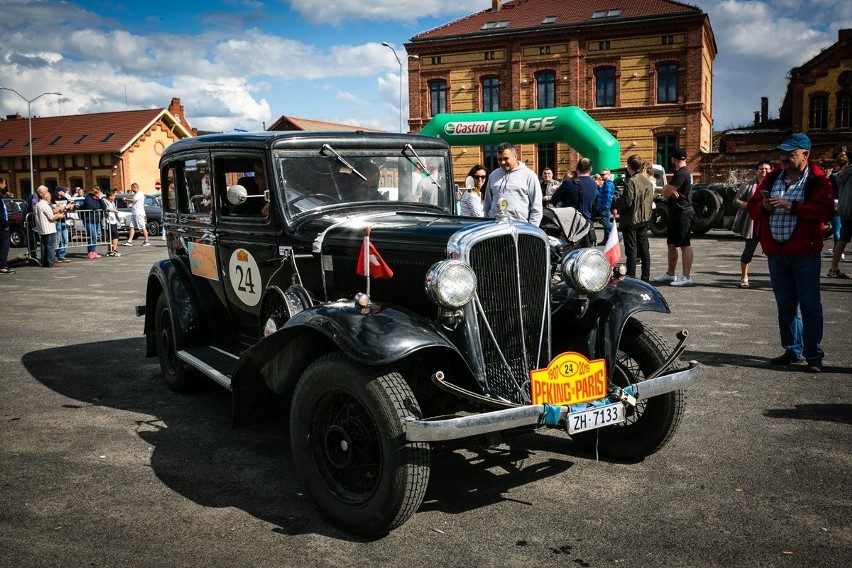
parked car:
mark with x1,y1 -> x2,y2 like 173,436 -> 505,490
116,192 -> 162,237
139,131 -> 699,537
3,198 -> 27,247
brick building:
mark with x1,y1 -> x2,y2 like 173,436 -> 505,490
704,29 -> 852,183
405,0 -> 716,182
0,98 -> 194,198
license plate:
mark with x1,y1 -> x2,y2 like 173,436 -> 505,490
567,403 -> 625,434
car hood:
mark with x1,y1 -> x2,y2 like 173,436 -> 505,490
294,209 -> 487,256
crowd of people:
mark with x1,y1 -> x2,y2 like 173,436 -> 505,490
0,179 -> 154,270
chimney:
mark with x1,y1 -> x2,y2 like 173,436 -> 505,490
754,111 -> 760,127
492,0 -> 500,12
761,97 -> 768,125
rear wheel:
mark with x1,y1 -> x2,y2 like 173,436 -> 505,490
154,294 -> 197,392
146,219 -> 161,236
571,318 -> 685,461
290,353 -> 430,536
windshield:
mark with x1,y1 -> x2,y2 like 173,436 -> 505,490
274,149 -> 450,216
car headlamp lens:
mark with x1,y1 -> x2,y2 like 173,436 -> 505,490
561,248 -> 612,293
425,260 -> 477,309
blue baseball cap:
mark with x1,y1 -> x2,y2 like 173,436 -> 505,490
776,133 -> 811,152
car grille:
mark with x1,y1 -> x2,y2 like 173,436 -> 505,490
459,226 -> 550,404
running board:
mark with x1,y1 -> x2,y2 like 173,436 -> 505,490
177,346 -> 239,391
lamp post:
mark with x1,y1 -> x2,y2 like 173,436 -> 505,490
0,87 -> 62,195
381,42 -> 404,133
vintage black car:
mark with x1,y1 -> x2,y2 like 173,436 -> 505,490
139,131 -> 699,536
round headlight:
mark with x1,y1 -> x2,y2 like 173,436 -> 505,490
561,248 -> 612,293
425,260 -> 477,309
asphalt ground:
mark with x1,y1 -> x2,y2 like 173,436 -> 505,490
0,230 -> 850,567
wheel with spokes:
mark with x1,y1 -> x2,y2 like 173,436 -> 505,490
289,353 -> 430,536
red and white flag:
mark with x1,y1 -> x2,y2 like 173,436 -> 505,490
603,219 -> 621,267
356,228 -> 394,279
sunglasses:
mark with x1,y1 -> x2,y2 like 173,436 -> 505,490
472,175 -> 487,179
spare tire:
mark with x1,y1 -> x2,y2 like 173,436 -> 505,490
649,199 -> 668,237
691,188 -> 723,233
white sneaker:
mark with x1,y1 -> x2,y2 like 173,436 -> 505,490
653,272 -> 676,283
670,275 -> 694,287
826,248 -> 834,256
123,241 -> 133,246
141,241 -> 151,247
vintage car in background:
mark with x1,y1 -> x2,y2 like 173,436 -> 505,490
138,130 -> 699,536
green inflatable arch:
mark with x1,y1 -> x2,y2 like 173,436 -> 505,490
418,107 -> 621,171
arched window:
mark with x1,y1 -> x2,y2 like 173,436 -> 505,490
595,67 -> 616,107
428,80 -> 447,116
536,71 -> 556,109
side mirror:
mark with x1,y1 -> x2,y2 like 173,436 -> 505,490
227,184 -> 248,205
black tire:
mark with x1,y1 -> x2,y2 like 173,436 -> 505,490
691,188 -> 723,232
153,294 -> 197,393
146,219 -> 161,236
290,353 -> 430,537
10,227 -> 25,247
649,200 -> 668,237
571,318 -> 685,461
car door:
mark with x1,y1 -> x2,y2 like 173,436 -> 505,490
211,150 -> 280,339
162,151 -> 234,332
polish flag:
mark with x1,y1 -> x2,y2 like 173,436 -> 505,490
603,220 -> 621,267
356,228 -> 394,279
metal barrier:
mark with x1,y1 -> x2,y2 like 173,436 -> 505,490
23,210 -> 114,263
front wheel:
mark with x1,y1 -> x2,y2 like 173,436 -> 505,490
10,226 -> 25,247
571,318 -> 685,461
290,353 -> 430,537
146,219 -> 161,236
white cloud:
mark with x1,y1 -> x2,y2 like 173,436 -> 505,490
286,0 -> 487,25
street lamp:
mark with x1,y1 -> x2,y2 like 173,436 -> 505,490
0,87 -> 62,195
381,43 -> 417,133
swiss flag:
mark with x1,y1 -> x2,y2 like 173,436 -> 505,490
603,219 -> 621,267
356,231 -> 394,279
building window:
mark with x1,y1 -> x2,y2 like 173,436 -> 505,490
431,56 -> 442,65
837,93 -> 851,129
71,155 -> 79,167
537,143 -> 555,174
540,46 -> 551,55
44,178 -> 57,191
21,158 -> 28,170
429,80 -> 447,116
46,157 -> 53,168
482,77 -> 500,112
808,95 -> 828,129
482,145 -> 499,173
485,51 -> 495,60
657,136 -> 678,172
536,71 -> 556,109
657,63 -> 678,103
542,16 -> 557,25
70,177 -> 83,190
599,41 -> 610,50
662,35 -> 674,45
595,67 -> 616,107
96,177 -> 111,191
49,135 -> 62,145
74,134 -> 87,144
98,154 -> 106,166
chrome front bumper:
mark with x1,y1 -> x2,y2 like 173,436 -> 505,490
404,361 -> 700,442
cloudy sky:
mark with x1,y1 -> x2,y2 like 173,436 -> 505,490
1,0 -> 850,134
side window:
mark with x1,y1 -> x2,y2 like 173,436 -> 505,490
181,157 -> 212,215
162,167 -> 177,213
216,155 -> 269,218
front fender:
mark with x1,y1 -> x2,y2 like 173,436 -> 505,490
552,277 -> 670,372
232,299 -> 468,400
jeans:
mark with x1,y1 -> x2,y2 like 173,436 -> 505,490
623,223 -> 650,280
767,254 -> 824,361
55,221 -> 68,259
831,214 -> 841,244
0,227 -> 10,268
82,210 -> 100,253
599,212 -> 613,240
39,232 -> 57,266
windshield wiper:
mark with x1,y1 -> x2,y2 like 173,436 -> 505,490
319,144 -> 365,180
401,143 -> 426,170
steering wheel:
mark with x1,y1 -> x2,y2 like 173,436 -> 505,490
289,193 -> 340,208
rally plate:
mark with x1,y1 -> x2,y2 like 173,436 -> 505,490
567,403 -> 625,435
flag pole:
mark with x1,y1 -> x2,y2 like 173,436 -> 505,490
364,226 -> 371,298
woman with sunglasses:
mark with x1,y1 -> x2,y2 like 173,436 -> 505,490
460,164 -> 486,217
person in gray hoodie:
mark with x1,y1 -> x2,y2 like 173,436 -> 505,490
483,142 -> 542,225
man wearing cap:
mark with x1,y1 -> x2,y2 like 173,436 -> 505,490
747,133 -> 834,373
654,148 -> 695,286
